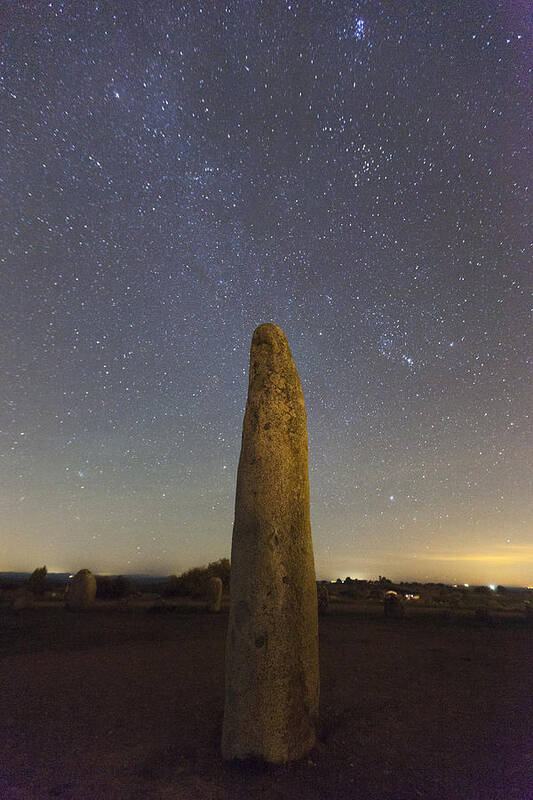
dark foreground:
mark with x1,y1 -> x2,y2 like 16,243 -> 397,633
0,605 -> 531,799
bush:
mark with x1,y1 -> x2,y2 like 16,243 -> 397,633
171,567 -> 207,598
162,575 -> 181,597
206,558 -> 230,591
27,566 -> 47,596
163,558 -> 230,599
96,575 -> 132,600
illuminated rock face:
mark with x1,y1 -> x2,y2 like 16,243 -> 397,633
222,323 -> 319,763
207,576 -> 223,612
66,569 -> 97,610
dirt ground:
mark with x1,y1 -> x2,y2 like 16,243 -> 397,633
0,604 -> 531,799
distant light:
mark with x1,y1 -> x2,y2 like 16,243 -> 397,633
463,583 -> 469,587
489,584 -> 496,591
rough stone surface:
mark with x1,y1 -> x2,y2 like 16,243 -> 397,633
207,576 -> 223,613
317,584 -> 329,614
222,323 -> 319,763
66,569 -> 97,610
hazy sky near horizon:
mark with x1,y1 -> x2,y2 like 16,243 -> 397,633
1,1 -> 531,585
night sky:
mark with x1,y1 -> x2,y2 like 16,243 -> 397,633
1,1 -> 531,584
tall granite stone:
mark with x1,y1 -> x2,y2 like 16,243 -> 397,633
65,569 -> 97,610
222,323 -> 319,763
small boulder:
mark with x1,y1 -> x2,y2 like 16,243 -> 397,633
384,592 -> 404,619
65,569 -> 97,610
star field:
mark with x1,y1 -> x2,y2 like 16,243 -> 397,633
1,1 -> 531,583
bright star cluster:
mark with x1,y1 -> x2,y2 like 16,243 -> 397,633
1,1 -> 531,584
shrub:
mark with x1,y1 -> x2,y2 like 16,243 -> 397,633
173,567 -> 207,598
27,566 -> 47,596
206,558 -> 230,591
162,575 -> 181,597
163,558 -> 231,598
96,575 -> 132,600
113,575 -> 132,599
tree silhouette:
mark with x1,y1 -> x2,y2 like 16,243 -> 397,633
28,565 -> 47,596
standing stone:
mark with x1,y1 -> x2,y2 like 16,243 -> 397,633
207,576 -> 223,612
65,569 -> 97,610
222,323 -> 319,763
383,592 -> 404,619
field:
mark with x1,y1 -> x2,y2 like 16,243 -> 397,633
0,602 -> 531,799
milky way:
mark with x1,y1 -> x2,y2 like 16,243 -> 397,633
1,1 -> 531,583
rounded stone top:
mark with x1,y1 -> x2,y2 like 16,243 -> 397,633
250,324 -> 293,368
246,323 -> 303,417
252,323 -> 289,349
